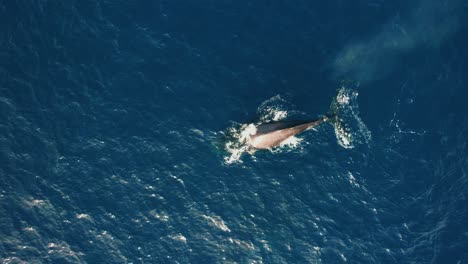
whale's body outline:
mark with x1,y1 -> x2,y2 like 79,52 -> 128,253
248,117 -> 328,149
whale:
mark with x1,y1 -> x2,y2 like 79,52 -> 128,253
248,116 -> 331,149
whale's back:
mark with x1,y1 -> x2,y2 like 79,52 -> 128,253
249,119 -> 323,149
255,120 -> 312,135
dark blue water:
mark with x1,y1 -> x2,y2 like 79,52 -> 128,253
1,1 -> 467,263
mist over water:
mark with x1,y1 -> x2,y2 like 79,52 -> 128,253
332,0 -> 465,83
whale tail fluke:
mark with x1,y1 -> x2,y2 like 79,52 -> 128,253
323,88 -> 353,143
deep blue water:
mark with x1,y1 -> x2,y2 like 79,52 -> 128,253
1,1 -> 468,263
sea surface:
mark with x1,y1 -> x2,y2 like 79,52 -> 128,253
1,1 -> 467,263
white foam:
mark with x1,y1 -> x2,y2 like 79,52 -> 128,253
347,172 -> 360,188
170,234 -> 187,243
257,95 -> 292,123
272,110 -> 288,121
149,210 -> 169,222
334,119 -> 354,149
76,214 -> 92,220
202,215 -> 231,232
279,136 -> 303,149
227,238 -> 255,251
223,123 -> 257,164
339,253 -> 347,262
337,88 -> 351,105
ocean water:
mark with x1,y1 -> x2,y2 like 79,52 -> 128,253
1,1 -> 467,263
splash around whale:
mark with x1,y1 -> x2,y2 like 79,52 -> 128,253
245,90 -> 343,150
220,87 -> 371,164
